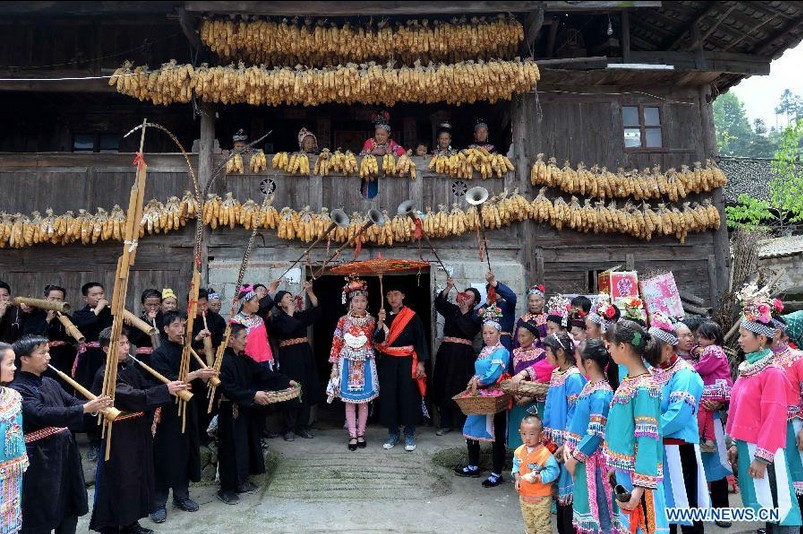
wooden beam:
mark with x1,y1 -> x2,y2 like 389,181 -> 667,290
0,72 -> 115,93
689,3 -> 739,51
525,6 -> 545,51
544,1 -> 661,11
178,7 -> 202,50
546,15 -> 560,57
621,10 -> 631,62
184,1 -> 541,15
691,22 -> 707,70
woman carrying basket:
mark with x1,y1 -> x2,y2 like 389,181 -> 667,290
454,305 -> 510,488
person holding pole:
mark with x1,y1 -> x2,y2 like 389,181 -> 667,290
10,334 -> 112,534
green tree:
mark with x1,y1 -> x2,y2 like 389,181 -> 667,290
726,120 -> 802,233
714,92 -> 756,156
775,89 -> 802,124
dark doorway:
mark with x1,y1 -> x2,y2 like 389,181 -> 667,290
309,270 -> 432,425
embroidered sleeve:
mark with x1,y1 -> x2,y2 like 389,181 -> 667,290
756,368 -> 793,459
632,386 -> 663,488
572,447 -> 589,463
564,374 -> 587,432
478,348 -> 509,386
662,372 -> 703,437
576,391 -> 611,460
754,447 -> 775,463
329,318 -> 345,364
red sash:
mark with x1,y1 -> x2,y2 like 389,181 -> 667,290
378,307 -> 426,396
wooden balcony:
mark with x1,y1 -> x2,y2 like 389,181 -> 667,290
0,152 -> 517,216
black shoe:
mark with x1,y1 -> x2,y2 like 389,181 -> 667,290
482,474 -> 504,488
236,481 -> 259,494
295,429 -> 314,439
216,490 -> 240,505
348,438 -> 358,451
357,435 -> 367,449
454,465 -> 481,478
715,521 -> 732,528
149,508 -> 166,524
283,432 -> 295,442
173,497 -> 199,512
262,429 -> 280,439
121,522 -> 154,534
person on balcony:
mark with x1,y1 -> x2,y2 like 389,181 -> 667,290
298,128 -> 319,155
467,119 -> 496,153
232,129 -> 249,153
361,111 -> 406,157
432,123 -> 456,157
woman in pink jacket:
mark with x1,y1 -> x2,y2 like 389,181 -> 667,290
727,289 -> 801,531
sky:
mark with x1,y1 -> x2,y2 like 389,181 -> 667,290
730,42 -> 803,130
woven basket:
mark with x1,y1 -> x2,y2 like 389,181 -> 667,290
265,384 -> 302,404
499,379 -> 549,398
453,382 -> 510,416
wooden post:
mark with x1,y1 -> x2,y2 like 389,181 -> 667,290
512,94 -> 536,286
621,11 -> 631,62
625,253 -> 635,271
691,23 -> 708,70
698,86 -> 730,309
198,102 -> 215,283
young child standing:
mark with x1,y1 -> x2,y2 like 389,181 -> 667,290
693,321 -> 732,452
564,339 -> 617,533
513,413 -> 560,534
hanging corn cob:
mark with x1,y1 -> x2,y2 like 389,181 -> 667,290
530,156 -> 727,199
199,15 -> 524,65
110,58 -> 540,107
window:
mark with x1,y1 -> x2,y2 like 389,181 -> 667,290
622,105 -> 663,149
98,134 -> 120,153
73,134 -> 95,152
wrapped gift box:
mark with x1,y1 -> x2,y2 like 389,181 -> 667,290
598,270 -> 639,300
639,271 -> 684,321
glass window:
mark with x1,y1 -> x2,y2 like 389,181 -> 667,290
73,134 -> 95,152
624,128 -> 641,148
622,106 -> 640,127
645,128 -> 662,148
98,134 -> 120,153
644,107 -> 661,126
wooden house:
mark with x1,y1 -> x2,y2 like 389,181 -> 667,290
1,1 -> 802,355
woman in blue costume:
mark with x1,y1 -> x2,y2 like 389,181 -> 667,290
507,320 -> 550,449
564,339 -> 617,533
604,319 -> 669,534
647,312 -> 708,534
542,331 -> 587,534
454,305 -> 510,488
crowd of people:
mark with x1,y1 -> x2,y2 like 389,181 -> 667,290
2,273 -> 803,534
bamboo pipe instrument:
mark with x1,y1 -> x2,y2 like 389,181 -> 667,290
397,200 -> 449,274
189,348 -> 222,387
465,186 -> 493,273
278,209 -> 350,280
313,209 -> 385,278
47,364 -> 121,421
201,313 -> 215,366
122,310 -> 158,335
128,355 -> 194,402
56,312 -> 85,343
13,297 -> 70,313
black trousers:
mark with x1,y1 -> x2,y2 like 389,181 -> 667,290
439,401 -> 465,430
24,515 -> 78,534
709,476 -> 729,509
153,479 -> 189,510
667,443 -> 704,534
378,354 -> 420,430
283,402 -> 311,434
466,410 -> 507,474
556,503 -> 573,534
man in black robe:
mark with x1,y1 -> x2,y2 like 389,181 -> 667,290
374,285 -> 429,452
148,311 -> 218,524
270,282 -> 321,441
217,323 -> 296,505
10,334 -> 112,534
432,279 -> 481,435
90,327 -> 187,534
23,284 -> 77,392
72,281 -> 114,460
190,288 -> 227,444
127,288 -> 164,365
0,280 -> 32,343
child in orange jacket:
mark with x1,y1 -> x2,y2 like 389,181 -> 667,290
513,413 -> 561,534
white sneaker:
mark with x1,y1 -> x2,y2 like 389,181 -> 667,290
383,435 -> 399,450
404,436 -> 416,452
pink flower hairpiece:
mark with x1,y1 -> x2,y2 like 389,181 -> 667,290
649,311 -> 675,332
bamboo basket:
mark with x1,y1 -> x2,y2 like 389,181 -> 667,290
499,379 -> 549,398
453,382 -> 510,416
266,384 -> 302,404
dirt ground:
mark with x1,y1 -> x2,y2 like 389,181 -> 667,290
76,420 -> 761,534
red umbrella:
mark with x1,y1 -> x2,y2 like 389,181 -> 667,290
329,255 -> 430,301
